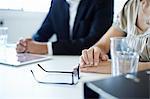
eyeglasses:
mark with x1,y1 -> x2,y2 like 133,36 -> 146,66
31,64 -> 80,85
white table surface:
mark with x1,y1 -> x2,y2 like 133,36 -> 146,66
0,47 -> 111,99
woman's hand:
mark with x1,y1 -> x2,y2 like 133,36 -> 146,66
80,60 -> 111,74
79,46 -> 108,67
79,61 -> 150,74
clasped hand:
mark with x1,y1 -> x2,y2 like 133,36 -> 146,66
16,38 -> 48,54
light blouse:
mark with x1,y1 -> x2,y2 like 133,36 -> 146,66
113,0 -> 150,61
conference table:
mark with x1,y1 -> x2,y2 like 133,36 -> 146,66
0,45 -> 149,99
0,55 -> 110,99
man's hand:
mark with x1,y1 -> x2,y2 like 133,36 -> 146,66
16,38 -> 32,53
16,38 -> 48,54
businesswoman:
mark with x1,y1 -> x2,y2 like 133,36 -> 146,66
80,0 -> 150,72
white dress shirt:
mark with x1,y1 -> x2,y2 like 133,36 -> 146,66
66,0 -> 81,36
47,0 -> 81,55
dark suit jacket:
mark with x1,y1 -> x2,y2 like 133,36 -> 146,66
32,0 -> 114,55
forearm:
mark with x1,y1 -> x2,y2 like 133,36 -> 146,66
80,61 -> 150,74
95,32 -> 111,54
94,26 -> 125,54
27,41 -> 48,55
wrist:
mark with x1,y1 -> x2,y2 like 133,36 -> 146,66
40,44 -> 48,54
27,41 -> 48,54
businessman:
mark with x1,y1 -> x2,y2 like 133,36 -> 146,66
16,0 -> 114,55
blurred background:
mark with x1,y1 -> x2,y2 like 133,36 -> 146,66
0,0 -> 127,43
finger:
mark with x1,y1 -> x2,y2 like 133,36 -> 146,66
80,66 -> 98,73
79,56 -> 85,67
16,44 -> 26,53
20,39 -> 27,47
87,47 -> 94,65
99,50 -> 108,61
18,38 -> 27,47
80,64 -> 111,74
23,38 -> 33,53
25,38 -> 32,41
82,49 -> 90,65
79,56 -> 94,67
101,54 -> 109,61
93,47 -> 100,66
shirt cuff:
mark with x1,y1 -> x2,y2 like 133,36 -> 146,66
47,42 -> 53,55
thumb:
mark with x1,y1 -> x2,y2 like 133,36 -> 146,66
100,51 -> 108,61
25,38 -> 32,42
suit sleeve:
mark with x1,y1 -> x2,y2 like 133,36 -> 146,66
32,0 -> 55,42
52,0 -> 114,55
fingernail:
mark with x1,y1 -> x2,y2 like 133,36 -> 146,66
90,62 -> 93,65
86,62 -> 89,65
102,56 -> 106,60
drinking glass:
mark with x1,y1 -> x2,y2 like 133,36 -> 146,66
110,37 -> 139,76
0,27 -> 8,46
0,27 -> 8,59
